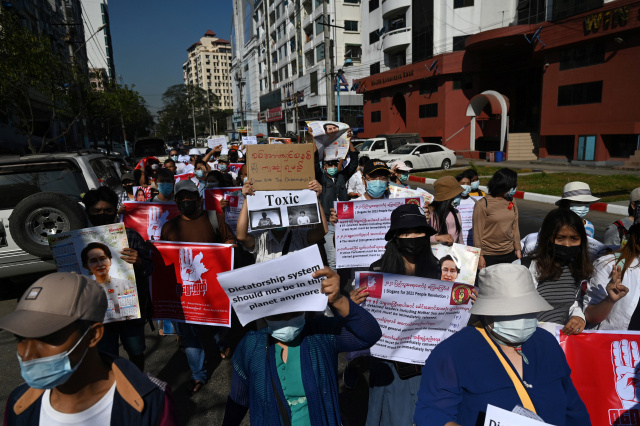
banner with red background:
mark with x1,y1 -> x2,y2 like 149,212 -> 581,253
203,187 -> 241,213
122,202 -> 180,241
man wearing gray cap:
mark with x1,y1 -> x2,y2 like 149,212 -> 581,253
1,272 -> 178,425
604,187 -> 640,245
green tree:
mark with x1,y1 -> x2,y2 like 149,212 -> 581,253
157,84 -> 219,140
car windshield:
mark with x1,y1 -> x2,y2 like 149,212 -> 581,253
357,140 -> 373,152
391,145 -> 415,154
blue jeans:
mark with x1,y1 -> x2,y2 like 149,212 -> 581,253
98,320 -> 146,357
176,323 -> 229,383
324,222 -> 336,269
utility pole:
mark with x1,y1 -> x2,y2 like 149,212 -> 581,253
235,73 -> 245,128
192,103 -> 197,144
294,92 -> 300,141
207,90 -> 213,135
323,0 -> 334,121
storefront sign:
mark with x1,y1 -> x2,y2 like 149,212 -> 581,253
584,6 -> 629,34
267,107 -> 283,122
370,69 -> 414,87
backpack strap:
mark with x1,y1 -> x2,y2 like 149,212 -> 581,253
614,220 -> 628,241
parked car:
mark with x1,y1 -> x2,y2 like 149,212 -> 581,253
378,143 -> 457,170
0,152 -> 123,287
357,137 -> 408,162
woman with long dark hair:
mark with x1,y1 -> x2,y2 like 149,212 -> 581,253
473,167 -> 521,269
518,208 -> 593,335
428,176 -> 463,246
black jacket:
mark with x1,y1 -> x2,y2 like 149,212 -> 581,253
315,149 -> 359,220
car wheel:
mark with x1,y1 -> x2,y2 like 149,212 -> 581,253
9,192 -> 87,258
441,159 -> 451,170
405,161 -> 413,169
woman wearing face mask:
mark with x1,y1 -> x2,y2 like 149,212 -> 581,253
351,204 -> 440,426
152,168 -> 175,202
516,209 -> 592,336
555,182 -> 600,239
584,224 -> 640,330
389,160 -> 412,189
463,168 -> 485,197
428,176 -> 463,246
473,168 -> 521,270
222,267 -> 382,426
414,263 -> 590,426
455,172 -> 478,246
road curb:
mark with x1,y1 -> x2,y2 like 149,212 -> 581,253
408,175 -> 628,216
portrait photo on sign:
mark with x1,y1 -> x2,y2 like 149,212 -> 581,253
286,203 -> 319,226
250,208 -> 282,229
431,243 -> 480,286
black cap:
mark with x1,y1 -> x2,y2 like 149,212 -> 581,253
363,159 -> 391,176
385,204 -> 437,240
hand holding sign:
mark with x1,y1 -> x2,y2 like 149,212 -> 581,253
147,207 -> 170,241
179,248 -> 208,286
612,339 -> 640,409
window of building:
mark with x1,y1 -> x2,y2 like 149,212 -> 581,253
316,43 -> 325,61
315,18 -> 324,35
371,111 -> 382,122
345,44 -> 362,61
369,31 -> 380,44
452,35 -> 469,51
369,0 -> 379,12
454,0 -> 474,8
370,62 -> 380,75
557,81 -> 603,106
603,134 -> 639,158
419,103 -> 438,118
345,20 -> 358,31
452,75 -> 472,90
552,0 -> 602,20
310,71 -> 318,94
344,0 -> 360,3
559,41 -> 605,71
419,78 -> 438,94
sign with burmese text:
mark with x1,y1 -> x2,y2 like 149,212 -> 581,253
355,272 -> 472,364
246,143 -> 314,190
217,245 -> 326,326
334,197 -> 423,269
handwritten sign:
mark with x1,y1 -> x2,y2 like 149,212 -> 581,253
242,136 -> 257,145
246,143 -> 314,190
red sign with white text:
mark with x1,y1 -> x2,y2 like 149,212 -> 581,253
561,330 -> 640,425
122,202 -> 181,241
203,187 -> 241,214
151,241 -> 234,326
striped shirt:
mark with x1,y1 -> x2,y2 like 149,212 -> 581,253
537,266 -> 579,324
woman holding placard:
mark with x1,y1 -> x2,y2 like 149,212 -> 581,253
428,176 -> 464,246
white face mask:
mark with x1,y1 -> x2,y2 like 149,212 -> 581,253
491,314 -> 538,345
570,205 -> 590,218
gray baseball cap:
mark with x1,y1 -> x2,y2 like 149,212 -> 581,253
175,179 -> 199,196
0,273 -> 107,338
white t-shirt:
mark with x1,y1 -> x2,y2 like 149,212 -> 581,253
40,382 -> 116,426
182,164 -> 195,175
347,170 -> 366,198
297,216 -> 311,225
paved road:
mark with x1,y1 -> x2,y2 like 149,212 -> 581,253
0,197 -> 622,425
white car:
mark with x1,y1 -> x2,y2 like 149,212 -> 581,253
379,143 -> 457,170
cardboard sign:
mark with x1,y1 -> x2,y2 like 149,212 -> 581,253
122,201 -> 181,241
246,189 -> 320,230
246,144 -> 314,190
217,245 -> 326,326
48,223 -> 140,323
151,241 -> 234,326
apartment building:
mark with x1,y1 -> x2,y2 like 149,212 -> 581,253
81,0 -> 116,81
183,30 -> 234,110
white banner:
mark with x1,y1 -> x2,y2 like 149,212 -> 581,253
356,272 -> 473,364
431,243 -> 480,286
242,136 -> 258,145
335,198 -> 422,269
246,189 -> 320,230
217,245 -> 327,325
208,136 -> 228,154
484,405 -> 551,426
457,197 -> 476,246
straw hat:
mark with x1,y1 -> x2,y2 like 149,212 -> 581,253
433,176 -> 463,202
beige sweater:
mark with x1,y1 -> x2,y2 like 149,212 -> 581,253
472,195 -> 521,256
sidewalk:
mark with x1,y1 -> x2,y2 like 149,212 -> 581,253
453,157 -> 640,177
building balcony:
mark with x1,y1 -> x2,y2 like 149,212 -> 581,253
381,27 -> 411,53
382,0 -> 410,19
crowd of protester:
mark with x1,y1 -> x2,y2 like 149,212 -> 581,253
1,137 -> 638,426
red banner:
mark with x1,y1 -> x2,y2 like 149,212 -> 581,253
203,187 -> 241,214
122,202 -> 181,241
151,241 -> 233,326
561,330 -> 640,425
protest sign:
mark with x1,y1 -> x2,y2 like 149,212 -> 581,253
246,143 -> 314,190
223,193 -> 244,234
335,197 -> 422,269
122,201 -> 181,241
560,330 -> 640,426
208,136 -> 228,154
217,245 -> 326,326
431,243 -> 480,285
457,197 -> 476,246
268,137 -> 292,144
48,223 -> 140,323
306,120 -> 349,157
213,162 -> 243,174
242,136 -> 258,145
133,186 -> 151,201
323,135 -> 349,161
151,241 -> 234,326
203,187 -> 242,213
483,405 -> 551,426
389,186 -> 434,204
246,189 -> 320,230
174,172 -> 199,187
355,272 -> 472,364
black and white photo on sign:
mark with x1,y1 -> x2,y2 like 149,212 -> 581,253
246,189 -> 321,230
250,208 -> 283,230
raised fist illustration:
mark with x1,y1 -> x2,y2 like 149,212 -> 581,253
612,339 -> 640,409
147,207 -> 169,241
179,248 -> 208,287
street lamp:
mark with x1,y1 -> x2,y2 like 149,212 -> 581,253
336,59 -> 353,123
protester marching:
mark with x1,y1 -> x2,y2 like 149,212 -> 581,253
5,125 -> 640,426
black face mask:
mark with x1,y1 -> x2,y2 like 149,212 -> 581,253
396,236 -> 428,257
177,200 -> 199,216
88,214 -> 116,227
552,244 -> 581,262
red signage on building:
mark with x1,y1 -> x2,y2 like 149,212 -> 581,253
267,107 -> 283,122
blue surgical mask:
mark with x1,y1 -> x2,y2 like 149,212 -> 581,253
570,205 -> 590,218
243,177 -> 248,184
17,327 -> 91,389
326,167 -> 338,176
195,170 -> 204,179
266,313 -> 305,342
452,196 -> 461,207
507,187 -> 517,197
366,180 -> 388,198
158,182 -> 173,197
399,173 -> 409,182
470,181 -> 480,190
461,185 -> 471,197
491,315 -> 538,345
171,155 -> 179,162
219,164 -> 228,172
